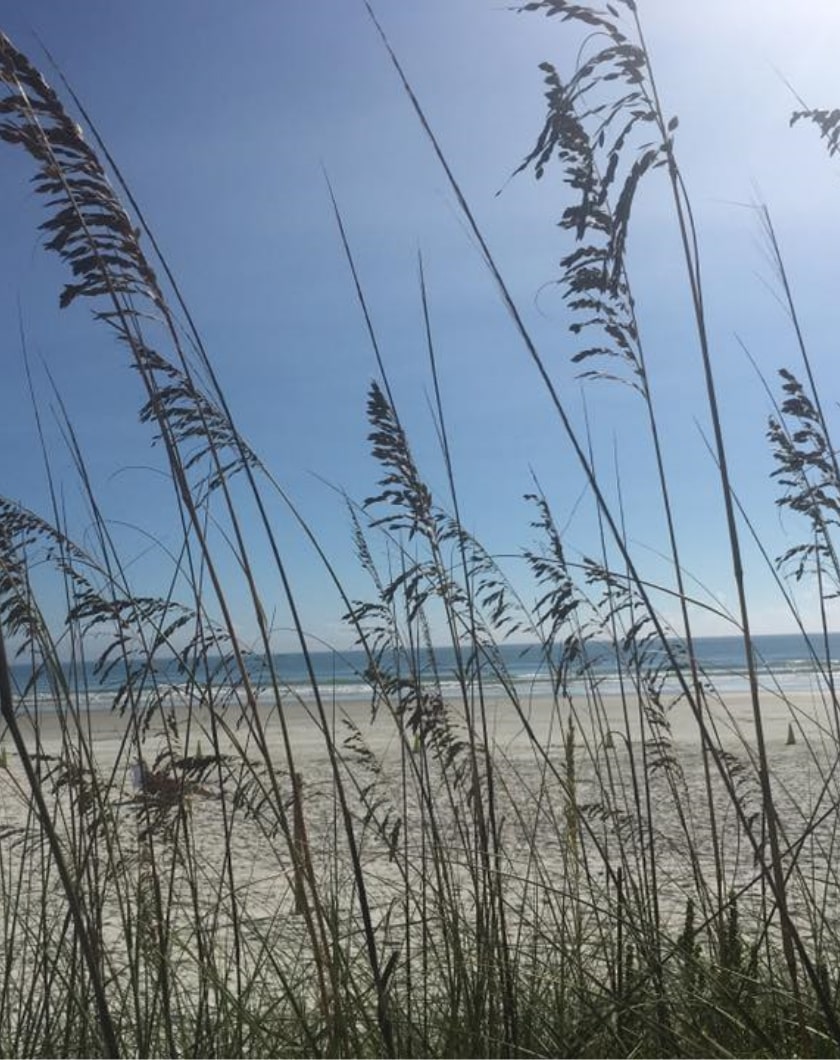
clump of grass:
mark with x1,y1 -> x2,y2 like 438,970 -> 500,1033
2,4 -> 840,1057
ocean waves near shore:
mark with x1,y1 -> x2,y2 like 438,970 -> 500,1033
11,632 -> 840,713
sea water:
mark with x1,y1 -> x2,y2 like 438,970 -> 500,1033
8,631 -> 840,712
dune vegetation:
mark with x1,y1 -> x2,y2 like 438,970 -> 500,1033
2,2 -> 840,1056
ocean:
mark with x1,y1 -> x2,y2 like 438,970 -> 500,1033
8,632 -> 840,712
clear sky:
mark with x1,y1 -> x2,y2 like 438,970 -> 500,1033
2,2 -> 840,652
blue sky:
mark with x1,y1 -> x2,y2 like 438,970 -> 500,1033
2,2 -> 840,651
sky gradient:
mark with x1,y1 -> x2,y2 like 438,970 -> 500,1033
2,2 -> 840,650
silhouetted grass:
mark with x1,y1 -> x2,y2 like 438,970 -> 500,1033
2,3 -> 840,1056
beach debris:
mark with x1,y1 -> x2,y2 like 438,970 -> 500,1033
132,759 -> 212,803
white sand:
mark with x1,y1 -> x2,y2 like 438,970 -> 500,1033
0,685 -> 837,949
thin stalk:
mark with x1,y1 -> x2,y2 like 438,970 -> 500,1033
0,626 -> 120,1057
631,7 -> 814,1040
418,252 -> 518,1047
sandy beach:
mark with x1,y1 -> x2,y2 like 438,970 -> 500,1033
0,681 -> 836,1055
3,685 -> 836,927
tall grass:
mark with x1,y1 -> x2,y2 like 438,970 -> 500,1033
2,3 -> 840,1055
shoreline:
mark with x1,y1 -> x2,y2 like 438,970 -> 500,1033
6,686 -> 836,759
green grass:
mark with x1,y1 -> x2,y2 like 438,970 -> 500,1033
3,3 -> 840,1056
